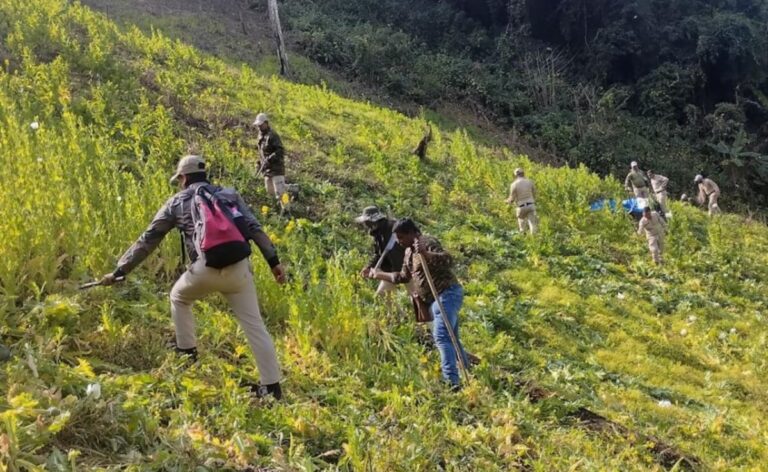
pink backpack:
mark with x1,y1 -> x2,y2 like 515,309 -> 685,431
191,186 -> 251,268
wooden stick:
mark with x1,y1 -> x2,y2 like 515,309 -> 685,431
417,253 -> 470,382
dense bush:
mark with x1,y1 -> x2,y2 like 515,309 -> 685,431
283,0 -> 768,211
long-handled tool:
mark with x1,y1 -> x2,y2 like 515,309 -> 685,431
79,276 -> 125,290
373,234 -> 397,271
417,253 -> 470,382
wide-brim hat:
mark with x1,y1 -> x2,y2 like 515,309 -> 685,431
354,206 -> 386,224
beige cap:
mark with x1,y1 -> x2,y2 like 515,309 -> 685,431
253,113 -> 269,126
514,168 -> 524,176
170,155 -> 206,183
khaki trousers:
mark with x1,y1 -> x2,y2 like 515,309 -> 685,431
708,192 -> 721,216
516,204 -> 539,234
170,258 -> 281,385
264,175 -> 286,198
647,234 -> 664,264
633,187 -> 649,198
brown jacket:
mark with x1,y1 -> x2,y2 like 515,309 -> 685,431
392,235 -> 458,304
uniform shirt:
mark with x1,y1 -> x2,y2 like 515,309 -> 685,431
509,177 -> 536,206
117,182 -> 279,274
698,178 -> 720,196
257,128 -> 285,177
649,174 -> 669,194
392,235 -> 458,304
638,212 -> 667,238
625,170 -> 649,189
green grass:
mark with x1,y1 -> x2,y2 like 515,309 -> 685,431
0,0 -> 767,470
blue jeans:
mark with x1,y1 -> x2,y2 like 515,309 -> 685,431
430,284 -> 469,386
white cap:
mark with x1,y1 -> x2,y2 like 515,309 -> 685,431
514,168 -> 524,176
694,174 -> 703,183
170,155 -> 206,183
253,113 -> 269,126
631,161 -> 638,168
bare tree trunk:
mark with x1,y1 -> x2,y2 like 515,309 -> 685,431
239,8 -> 248,36
267,0 -> 289,76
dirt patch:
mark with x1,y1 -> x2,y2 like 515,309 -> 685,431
502,372 -> 702,471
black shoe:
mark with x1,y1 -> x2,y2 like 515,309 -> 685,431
243,381 -> 283,400
174,346 -> 198,363
466,352 -> 481,367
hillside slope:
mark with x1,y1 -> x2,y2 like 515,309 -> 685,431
1,1 -> 767,470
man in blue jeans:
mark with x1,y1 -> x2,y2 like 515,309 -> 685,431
368,218 -> 469,389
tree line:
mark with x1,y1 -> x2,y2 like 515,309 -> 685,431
282,0 -> 768,211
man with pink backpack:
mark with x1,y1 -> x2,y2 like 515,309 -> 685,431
100,155 -> 286,400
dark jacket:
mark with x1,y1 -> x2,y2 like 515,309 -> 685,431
117,182 -> 279,274
258,129 -> 285,177
365,219 -> 405,273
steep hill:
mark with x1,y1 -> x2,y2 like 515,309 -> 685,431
1,1 -> 767,470
80,0 -> 768,213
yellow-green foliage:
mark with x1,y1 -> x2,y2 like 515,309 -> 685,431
0,0 -> 767,470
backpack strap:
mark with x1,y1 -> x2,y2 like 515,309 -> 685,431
180,232 -> 186,265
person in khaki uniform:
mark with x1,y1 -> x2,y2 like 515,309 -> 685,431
647,170 -> 670,216
694,174 -> 721,216
506,168 -> 538,234
637,207 -> 667,264
625,161 -> 650,198
100,155 -> 287,400
254,113 -> 287,207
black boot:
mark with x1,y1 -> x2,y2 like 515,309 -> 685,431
174,346 -> 198,363
243,381 -> 283,400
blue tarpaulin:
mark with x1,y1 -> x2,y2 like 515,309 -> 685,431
622,198 -> 649,215
590,198 -> 648,215
590,199 -> 617,212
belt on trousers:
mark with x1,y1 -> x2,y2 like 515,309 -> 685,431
518,202 -> 534,208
